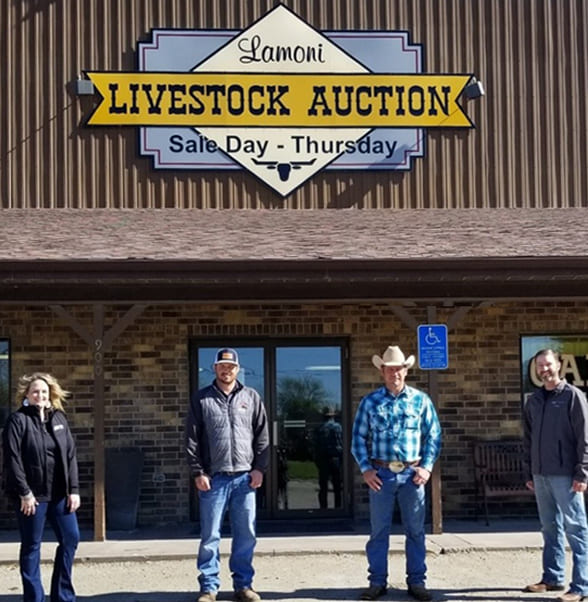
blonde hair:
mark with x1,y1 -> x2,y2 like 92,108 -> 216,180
17,372 -> 70,412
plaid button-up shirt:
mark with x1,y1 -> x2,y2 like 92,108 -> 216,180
351,384 -> 441,473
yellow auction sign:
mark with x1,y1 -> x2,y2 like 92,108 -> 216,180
86,72 -> 471,128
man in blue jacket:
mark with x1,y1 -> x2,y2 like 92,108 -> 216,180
186,348 -> 269,602
523,349 -> 588,602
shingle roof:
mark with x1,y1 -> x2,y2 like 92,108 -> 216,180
1,208 -> 587,303
1,208 -> 586,261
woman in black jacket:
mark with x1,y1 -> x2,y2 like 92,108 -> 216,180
2,372 -> 80,602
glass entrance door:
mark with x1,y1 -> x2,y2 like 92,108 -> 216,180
192,340 -> 348,520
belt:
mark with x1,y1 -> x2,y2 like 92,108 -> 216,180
372,459 -> 419,473
215,470 -> 247,477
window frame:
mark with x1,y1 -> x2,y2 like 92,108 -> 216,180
0,338 -> 11,428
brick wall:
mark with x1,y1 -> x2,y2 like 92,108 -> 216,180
2,300 -> 587,529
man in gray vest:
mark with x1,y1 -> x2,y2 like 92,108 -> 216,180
186,348 -> 269,602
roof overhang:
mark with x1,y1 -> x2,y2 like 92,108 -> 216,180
1,256 -> 587,304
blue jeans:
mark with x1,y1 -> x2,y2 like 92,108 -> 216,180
533,474 -> 588,595
366,467 -> 426,587
16,497 -> 80,602
197,472 -> 257,593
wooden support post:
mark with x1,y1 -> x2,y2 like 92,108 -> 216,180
427,305 -> 443,535
93,305 -> 106,541
50,303 -> 147,542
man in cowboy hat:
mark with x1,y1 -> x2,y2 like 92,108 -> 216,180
351,346 -> 442,601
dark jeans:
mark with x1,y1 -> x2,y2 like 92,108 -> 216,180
16,497 -> 80,602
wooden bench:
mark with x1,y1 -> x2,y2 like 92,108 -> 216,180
473,439 -> 534,525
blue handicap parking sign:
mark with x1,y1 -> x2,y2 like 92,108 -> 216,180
417,324 -> 448,370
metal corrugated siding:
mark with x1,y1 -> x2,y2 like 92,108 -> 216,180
1,0 -> 586,209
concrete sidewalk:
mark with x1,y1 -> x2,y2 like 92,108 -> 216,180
0,519 -> 544,565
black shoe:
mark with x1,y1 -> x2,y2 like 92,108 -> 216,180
408,584 -> 433,601
360,584 -> 387,600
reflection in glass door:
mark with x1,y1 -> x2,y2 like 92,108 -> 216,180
275,346 -> 344,512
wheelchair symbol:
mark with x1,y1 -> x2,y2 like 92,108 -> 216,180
425,327 -> 441,345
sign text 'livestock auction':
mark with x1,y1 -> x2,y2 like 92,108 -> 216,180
86,73 -> 472,128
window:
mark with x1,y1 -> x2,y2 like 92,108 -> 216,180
0,339 -> 10,427
520,334 -> 588,403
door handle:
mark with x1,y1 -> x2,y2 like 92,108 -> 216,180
272,420 -> 278,446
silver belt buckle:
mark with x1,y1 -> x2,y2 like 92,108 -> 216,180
388,461 -> 405,473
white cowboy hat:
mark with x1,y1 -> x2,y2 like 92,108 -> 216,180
372,345 -> 415,370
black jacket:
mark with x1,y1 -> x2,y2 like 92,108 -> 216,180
2,405 -> 79,499
523,380 -> 588,483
